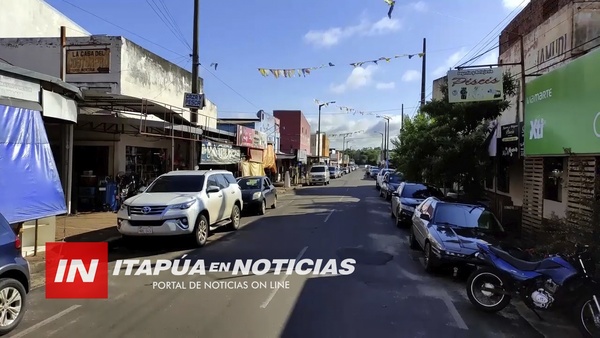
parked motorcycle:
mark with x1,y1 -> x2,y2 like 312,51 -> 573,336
466,242 -> 599,337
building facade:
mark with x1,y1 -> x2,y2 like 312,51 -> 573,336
273,110 -> 311,156
489,0 -> 600,237
1,0 -> 90,38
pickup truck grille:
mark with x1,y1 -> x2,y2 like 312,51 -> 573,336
129,206 -> 167,215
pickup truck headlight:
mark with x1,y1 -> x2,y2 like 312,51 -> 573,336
120,203 -> 128,211
169,200 -> 196,210
252,192 -> 262,200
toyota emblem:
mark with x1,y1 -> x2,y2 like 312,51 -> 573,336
141,206 -> 152,214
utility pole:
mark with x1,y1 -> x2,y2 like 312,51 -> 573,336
59,26 -> 73,216
342,135 -> 347,152
385,117 -> 390,167
400,104 -> 404,147
420,38 -> 427,107
519,35 -> 526,123
316,100 -> 335,163
190,0 -> 200,168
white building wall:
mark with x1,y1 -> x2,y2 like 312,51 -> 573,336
0,36 -> 218,129
0,0 -> 90,38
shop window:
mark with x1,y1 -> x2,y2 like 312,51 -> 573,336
543,157 -> 563,202
497,159 -> 510,193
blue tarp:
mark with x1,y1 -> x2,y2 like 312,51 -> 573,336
0,105 -> 66,224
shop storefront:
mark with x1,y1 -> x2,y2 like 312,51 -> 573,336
199,140 -> 241,174
237,125 -> 269,177
0,63 -> 82,255
522,47 -> 600,239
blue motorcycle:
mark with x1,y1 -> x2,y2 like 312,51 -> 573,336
466,242 -> 600,337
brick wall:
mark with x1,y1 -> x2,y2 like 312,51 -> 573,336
500,0 -> 573,54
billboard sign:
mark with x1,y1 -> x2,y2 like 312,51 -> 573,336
447,68 -> 503,103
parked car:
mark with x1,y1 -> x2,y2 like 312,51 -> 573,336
409,197 -> 506,273
237,176 -> 277,215
328,166 -> 340,179
375,168 -> 395,190
379,172 -> 405,200
307,165 -> 330,185
368,168 -> 380,178
117,170 -> 243,247
391,183 -> 443,227
0,213 -> 29,336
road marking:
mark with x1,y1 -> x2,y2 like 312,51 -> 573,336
11,305 -> 82,338
441,294 -> 469,330
324,209 -> 335,222
260,246 -> 308,309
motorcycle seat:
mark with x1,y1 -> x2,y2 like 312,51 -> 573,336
489,246 -> 541,271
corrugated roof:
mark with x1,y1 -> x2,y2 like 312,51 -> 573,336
0,62 -> 83,100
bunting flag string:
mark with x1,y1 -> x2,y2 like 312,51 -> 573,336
349,52 -> 424,68
384,0 -> 395,19
327,130 -> 365,138
209,63 -> 218,70
314,99 -> 334,107
337,106 -> 392,118
258,63 -> 335,78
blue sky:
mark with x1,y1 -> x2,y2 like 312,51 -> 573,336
46,0 -> 529,148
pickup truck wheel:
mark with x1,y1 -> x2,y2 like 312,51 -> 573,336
229,205 -> 241,230
193,214 -> 209,247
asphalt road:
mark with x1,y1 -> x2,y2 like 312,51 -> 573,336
9,170 -> 582,338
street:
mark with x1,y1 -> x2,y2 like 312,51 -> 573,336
9,171 -> 579,338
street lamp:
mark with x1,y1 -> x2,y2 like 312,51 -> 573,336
374,132 -> 384,162
316,100 -> 336,160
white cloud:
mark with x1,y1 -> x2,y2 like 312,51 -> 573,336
502,0 -> 530,10
376,82 -> 395,90
410,1 -> 428,12
304,17 -> 401,47
330,65 -> 378,93
307,115 -> 403,149
401,70 -> 420,82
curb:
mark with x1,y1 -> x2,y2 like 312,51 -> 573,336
26,236 -> 122,275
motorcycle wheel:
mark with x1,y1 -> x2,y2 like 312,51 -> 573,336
466,267 -> 511,312
575,294 -> 600,337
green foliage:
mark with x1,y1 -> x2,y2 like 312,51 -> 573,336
343,148 -> 382,165
391,73 -> 517,198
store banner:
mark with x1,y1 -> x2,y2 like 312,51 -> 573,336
237,125 -> 254,147
500,123 -> 520,161
524,48 -> 600,155
446,68 -> 503,103
200,141 -> 240,165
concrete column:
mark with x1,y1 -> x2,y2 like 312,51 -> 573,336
61,124 -> 74,214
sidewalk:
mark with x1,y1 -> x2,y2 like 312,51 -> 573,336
26,212 -> 121,281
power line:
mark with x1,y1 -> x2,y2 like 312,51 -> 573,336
145,0 -> 191,50
200,64 -> 260,109
453,0 -> 527,68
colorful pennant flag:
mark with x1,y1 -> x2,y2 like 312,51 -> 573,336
338,106 -> 394,118
258,62 -> 335,78
327,130 -> 365,138
209,63 -> 218,70
349,53 -> 424,68
385,0 -> 396,19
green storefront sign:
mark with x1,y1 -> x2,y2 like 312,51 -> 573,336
524,47 -> 600,156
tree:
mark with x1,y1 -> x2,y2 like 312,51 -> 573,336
343,148 -> 381,165
391,73 -> 517,198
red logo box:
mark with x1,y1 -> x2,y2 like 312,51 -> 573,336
45,242 -> 109,299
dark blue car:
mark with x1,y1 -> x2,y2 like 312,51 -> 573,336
0,213 -> 30,336
390,183 -> 443,227
379,172 -> 405,200
409,198 -> 506,273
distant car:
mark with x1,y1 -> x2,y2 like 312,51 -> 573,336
379,172 -> 405,200
237,176 -> 277,215
328,166 -> 340,179
391,183 -> 443,227
368,168 -> 380,178
0,213 -> 30,336
307,165 -> 330,185
409,197 -> 506,273
376,168 -> 395,190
